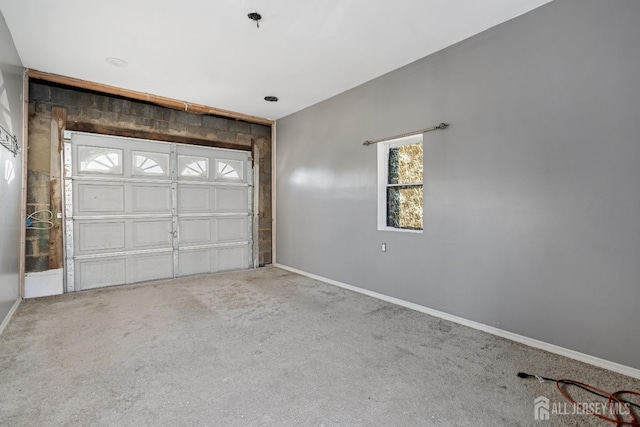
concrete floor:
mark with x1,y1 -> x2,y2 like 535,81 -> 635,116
1,267 -> 638,426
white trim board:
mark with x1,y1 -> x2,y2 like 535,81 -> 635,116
274,263 -> 640,380
24,268 -> 64,298
0,298 -> 21,336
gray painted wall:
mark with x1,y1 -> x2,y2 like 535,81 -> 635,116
0,10 -> 24,325
276,0 -> 640,370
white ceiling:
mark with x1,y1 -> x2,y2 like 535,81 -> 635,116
0,0 -> 552,121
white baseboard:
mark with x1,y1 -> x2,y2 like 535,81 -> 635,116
0,298 -> 21,336
25,268 -> 64,298
274,263 -> 640,380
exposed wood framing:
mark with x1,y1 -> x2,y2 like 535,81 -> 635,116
28,69 -> 273,126
20,71 -> 29,298
66,122 -> 252,152
49,107 -> 66,269
252,139 -> 259,268
271,122 -> 277,265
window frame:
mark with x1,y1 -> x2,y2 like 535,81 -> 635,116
77,146 -> 124,175
132,151 -> 170,177
377,133 -> 424,233
178,155 -> 210,179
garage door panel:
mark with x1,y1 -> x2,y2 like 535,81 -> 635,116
76,257 -> 127,290
73,133 -> 172,179
132,220 -> 173,249
217,246 -> 248,271
131,184 -> 172,213
179,218 -> 213,245
76,183 -> 125,214
215,187 -> 247,212
178,186 -> 212,212
216,217 -> 248,242
132,253 -> 174,283
76,221 -> 126,254
74,219 -> 173,255
177,145 -> 250,184
178,249 -> 213,276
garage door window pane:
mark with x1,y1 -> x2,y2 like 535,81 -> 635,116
216,159 -> 243,180
179,156 -> 209,178
78,146 -> 123,174
133,152 -> 169,176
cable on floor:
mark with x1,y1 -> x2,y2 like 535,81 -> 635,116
518,372 -> 640,426
26,210 -> 54,230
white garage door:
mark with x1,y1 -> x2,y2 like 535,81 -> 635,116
63,132 -> 253,292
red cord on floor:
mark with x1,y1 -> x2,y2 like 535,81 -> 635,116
518,372 -> 640,426
556,379 -> 640,426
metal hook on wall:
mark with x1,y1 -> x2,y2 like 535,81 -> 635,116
0,125 -> 19,157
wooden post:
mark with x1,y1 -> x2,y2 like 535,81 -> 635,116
252,139 -> 259,268
20,72 -> 29,298
49,107 -> 66,270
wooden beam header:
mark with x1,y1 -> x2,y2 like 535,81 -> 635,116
66,122 -> 253,152
28,69 -> 273,126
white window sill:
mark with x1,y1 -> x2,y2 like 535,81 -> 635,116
377,226 -> 423,234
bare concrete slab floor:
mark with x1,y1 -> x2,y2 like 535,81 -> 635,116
1,267 -> 638,426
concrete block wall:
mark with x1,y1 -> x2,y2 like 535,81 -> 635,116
27,81 -> 272,271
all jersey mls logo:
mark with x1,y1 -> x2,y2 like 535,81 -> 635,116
534,396 -> 550,421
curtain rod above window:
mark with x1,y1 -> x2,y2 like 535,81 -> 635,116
362,123 -> 449,146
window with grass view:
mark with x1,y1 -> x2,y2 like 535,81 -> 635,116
377,134 -> 423,231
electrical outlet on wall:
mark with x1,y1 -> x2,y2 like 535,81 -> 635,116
381,243 -> 386,252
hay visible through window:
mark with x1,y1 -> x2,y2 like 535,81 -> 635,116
378,136 -> 423,232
